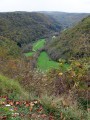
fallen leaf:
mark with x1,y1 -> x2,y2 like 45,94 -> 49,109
41,114 -> 47,118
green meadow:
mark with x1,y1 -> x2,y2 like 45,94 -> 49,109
25,39 -> 45,57
33,39 -> 46,51
37,51 -> 59,71
24,52 -> 34,57
25,39 -> 69,71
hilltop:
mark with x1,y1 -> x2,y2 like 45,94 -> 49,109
46,16 -> 90,60
41,11 -> 90,29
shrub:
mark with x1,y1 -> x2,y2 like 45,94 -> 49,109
0,75 -> 28,100
40,95 -> 89,120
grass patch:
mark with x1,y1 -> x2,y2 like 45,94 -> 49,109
24,52 -> 34,57
37,52 -> 59,71
24,39 -> 45,57
33,39 -> 46,51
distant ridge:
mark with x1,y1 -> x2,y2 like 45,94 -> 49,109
40,11 -> 90,29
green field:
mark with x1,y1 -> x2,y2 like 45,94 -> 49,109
37,52 -> 59,71
24,52 -> 34,57
33,39 -> 46,51
25,39 -> 69,71
25,39 -> 46,57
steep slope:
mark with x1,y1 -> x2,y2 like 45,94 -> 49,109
0,36 -> 21,77
41,11 -> 90,29
46,16 -> 90,60
0,12 -> 61,45
0,36 -> 20,58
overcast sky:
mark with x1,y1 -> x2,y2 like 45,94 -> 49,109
0,0 -> 90,13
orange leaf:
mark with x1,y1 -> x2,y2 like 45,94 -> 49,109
37,106 -> 43,113
49,115 -> 54,120
14,107 -> 18,111
41,114 -> 47,118
30,107 -> 33,112
15,101 -> 20,105
9,101 -> 14,106
26,103 -> 30,107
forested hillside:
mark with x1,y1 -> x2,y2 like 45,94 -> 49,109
0,12 -> 61,45
0,12 -> 89,46
41,11 -> 90,29
46,16 -> 90,60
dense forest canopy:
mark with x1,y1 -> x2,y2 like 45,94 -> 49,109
0,12 -> 61,45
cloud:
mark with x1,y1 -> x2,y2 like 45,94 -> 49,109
0,0 -> 90,13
